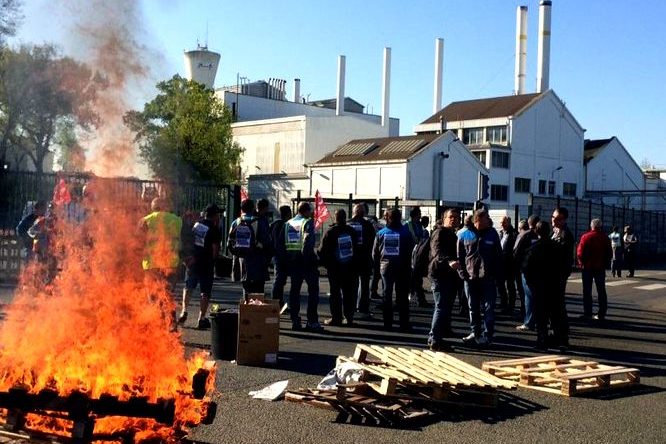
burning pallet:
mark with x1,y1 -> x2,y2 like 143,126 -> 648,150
481,355 -> 640,396
287,344 -> 517,426
0,364 -> 217,443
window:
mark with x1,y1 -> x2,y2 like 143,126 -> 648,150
471,150 -> 487,166
463,128 -> 484,145
548,180 -> 556,196
563,182 -> 577,197
538,180 -> 547,195
487,126 -> 508,144
515,177 -> 531,193
491,151 -> 510,168
491,184 -> 508,201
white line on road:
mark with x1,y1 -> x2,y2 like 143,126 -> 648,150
606,280 -> 639,287
635,284 -> 666,291
568,279 -> 582,284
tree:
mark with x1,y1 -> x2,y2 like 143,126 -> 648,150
0,0 -> 23,47
0,44 -> 103,172
124,75 -> 242,185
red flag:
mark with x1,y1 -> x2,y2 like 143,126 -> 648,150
52,178 -> 72,206
240,186 -> 249,201
314,189 -> 330,230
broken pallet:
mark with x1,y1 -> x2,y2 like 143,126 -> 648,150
481,355 -> 640,396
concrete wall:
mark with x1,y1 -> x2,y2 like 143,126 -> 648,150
247,175 -> 309,212
309,163 -> 406,199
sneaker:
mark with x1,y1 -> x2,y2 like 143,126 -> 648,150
177,311 -> 188,325
593,314 -> 605,321
197,318 -> 211,330
516,324 -> 531,331
462,333 -> 478,343
304,322 -> 325,332
323,318 -> 343,327
342,319 -> 355,327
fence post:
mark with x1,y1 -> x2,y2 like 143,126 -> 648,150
556,195 -> 561,208
527,192 -> 533,216
348,193 -> 353,216
296,190 -> 301,212
394,196 -> 399,209
574,197 -> 579,242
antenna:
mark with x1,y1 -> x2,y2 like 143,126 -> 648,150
205,21 -> 209,49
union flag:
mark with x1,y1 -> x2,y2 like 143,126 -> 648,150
314,189 -> 330,230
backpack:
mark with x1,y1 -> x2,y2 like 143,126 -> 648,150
411,234 -> 431,277
227,217 -> 257,258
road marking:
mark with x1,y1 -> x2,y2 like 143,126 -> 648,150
606,280 -> 638,287
635,284 -> 666,291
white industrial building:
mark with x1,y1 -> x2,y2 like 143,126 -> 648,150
415,90 -> 585,212
308,131 -> 488,219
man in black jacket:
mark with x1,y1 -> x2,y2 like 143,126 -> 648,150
319,209 -> 358,326
428,208 -> 461,351
270,205 -> 292,307
550,206 -> 573,349
348,203 -> 376,319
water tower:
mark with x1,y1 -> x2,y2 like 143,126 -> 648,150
183,44 -> 221,89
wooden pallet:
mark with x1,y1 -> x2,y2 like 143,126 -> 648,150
286,387 -> 431,426
481,355 -> 640,396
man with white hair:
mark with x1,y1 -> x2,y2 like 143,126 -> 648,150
576,218 -> 612,321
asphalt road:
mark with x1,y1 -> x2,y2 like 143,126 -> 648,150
1,266 -> 665,444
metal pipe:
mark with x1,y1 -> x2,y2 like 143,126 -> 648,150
336,55 -> 346,116
293,78 -> 300,102
514,6 -> 528,94
433,38 -> 444,114
536,0 -> 552,93
381,47 -> 391,127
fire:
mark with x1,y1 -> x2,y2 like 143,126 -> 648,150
0,181 -> 216,441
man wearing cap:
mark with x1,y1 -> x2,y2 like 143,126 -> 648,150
178,203 -> 222,329
283,202 -> 323,332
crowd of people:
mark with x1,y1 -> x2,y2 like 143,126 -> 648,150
17,192 -> 640,352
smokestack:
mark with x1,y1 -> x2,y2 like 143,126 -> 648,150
536,0 -> 552,93
267,78 -> 272,99
433,38 -> 444,114
381,47 -> 391,127
336,55 -> 346,116
514,6 -> 528,95
293,78 -> 301,103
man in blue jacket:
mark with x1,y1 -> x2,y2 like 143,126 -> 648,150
372,207 -> 414,331
457,209 -> 502,346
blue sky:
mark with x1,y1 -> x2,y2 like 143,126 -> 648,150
13,0 -> 666,167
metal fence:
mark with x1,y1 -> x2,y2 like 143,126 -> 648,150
0,170 -> 238,282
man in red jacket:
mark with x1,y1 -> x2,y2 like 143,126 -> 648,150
577,219 -> 612,321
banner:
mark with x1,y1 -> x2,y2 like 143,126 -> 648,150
314,189 -> 330,230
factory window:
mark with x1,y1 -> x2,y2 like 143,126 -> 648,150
491,185 -> 508,201
514,177 -> 531,193
471,150 -> 487,166
538,180 -> 547,195
487,126 -> 508,144
548,180 -> 556,196
563,182 -> 577,197
491,151 -> 510,169
463,128 -> 484,145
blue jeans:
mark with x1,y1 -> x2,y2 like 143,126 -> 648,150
582,269 -> 607,317
289,266 -> 320,325
464,278 -> 496,339
271,259 -> 289,305
429,276 -> 457,345
522,274 -> 535,328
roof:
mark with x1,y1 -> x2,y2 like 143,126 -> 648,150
314,134 -> 439,165
584,138 -> 614,163
421,92 -> 543,124
307,97 -> 365,112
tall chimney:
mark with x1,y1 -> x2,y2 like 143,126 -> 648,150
336,55 -> 346,116
536,0 -> 552,93
433,38 -> 444,114
381,47 -> 391,127
514,6 -> 528,95
293,78 -> 301,103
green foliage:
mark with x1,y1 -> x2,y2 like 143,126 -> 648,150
124,75 -> 242,185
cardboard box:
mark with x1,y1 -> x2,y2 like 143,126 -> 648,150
236,299 -> 280,366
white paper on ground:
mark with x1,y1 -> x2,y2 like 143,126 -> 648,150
248,379 -> 289,401
317,362 -> 364,390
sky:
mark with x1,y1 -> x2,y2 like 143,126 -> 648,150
12,0 -> 666,168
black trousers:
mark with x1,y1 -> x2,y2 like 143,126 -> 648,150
328,270 -> 357,323
535,278 -> 569,347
